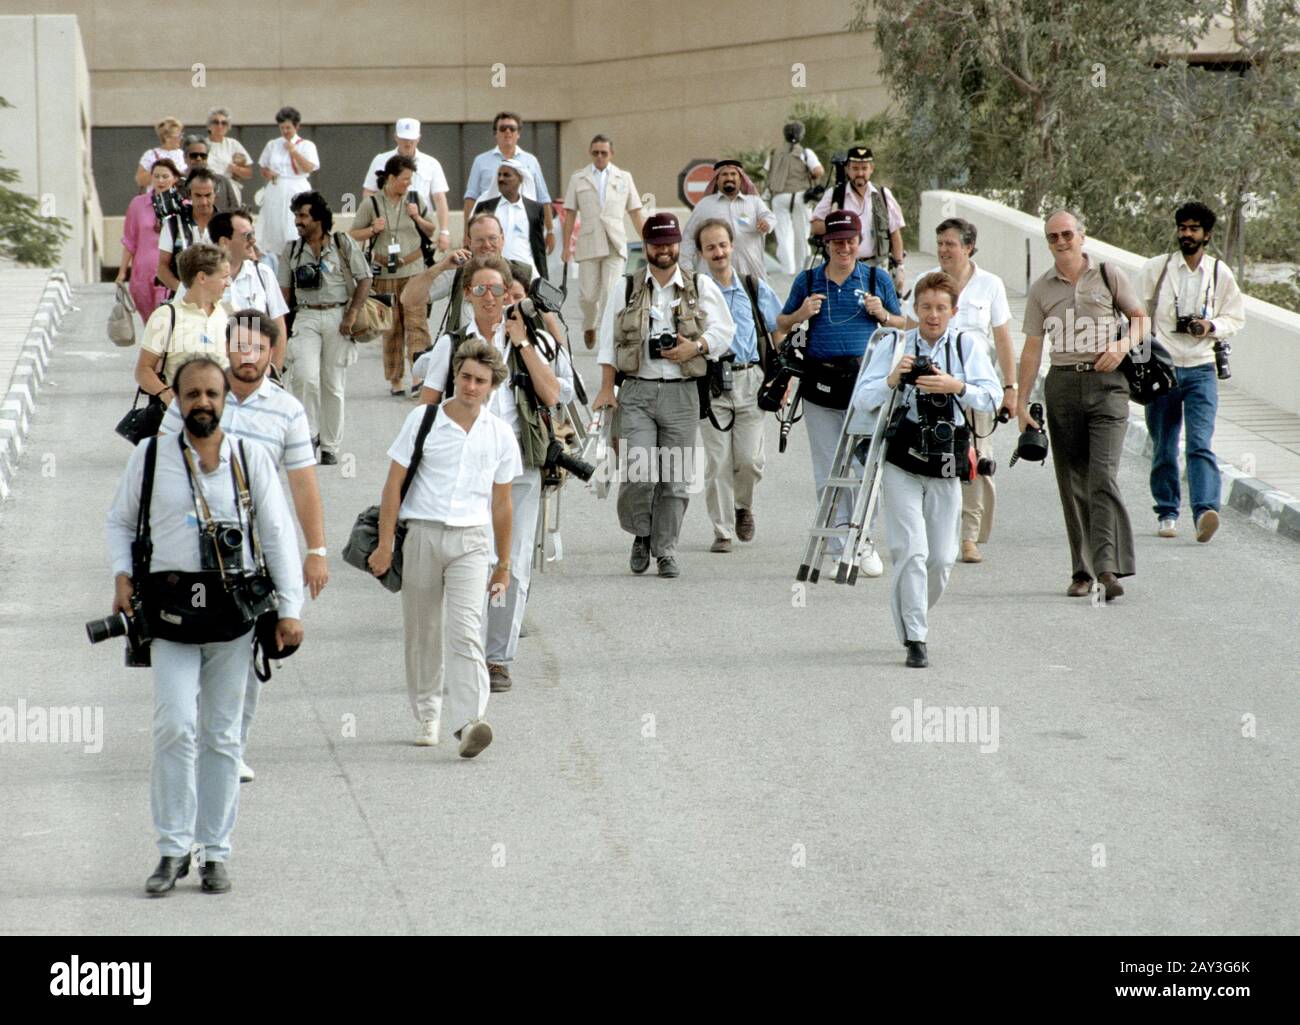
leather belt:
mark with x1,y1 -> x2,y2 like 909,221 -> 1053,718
634,376 -> 692,383
732,361 -> 760,370
1052,362 -> 1097,372
300,302 -> 345,310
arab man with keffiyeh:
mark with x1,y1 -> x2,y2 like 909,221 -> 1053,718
680,159 -> 775,281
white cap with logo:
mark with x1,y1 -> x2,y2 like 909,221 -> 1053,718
395,118 -> 420,140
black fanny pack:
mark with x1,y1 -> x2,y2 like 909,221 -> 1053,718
884,413 -> 972,480
142,570 -> 270,644
801,355 -> 860,410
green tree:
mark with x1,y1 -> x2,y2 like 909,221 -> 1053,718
0,96 -> 72,267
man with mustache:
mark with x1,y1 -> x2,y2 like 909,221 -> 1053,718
107,355 -> 303,896
811,146 -> 905,291
680,160 -> 774,281
160,314 -> 326,782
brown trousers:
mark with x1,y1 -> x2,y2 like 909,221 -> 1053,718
373,276 -> 430,388
1044,366 -> 1136,580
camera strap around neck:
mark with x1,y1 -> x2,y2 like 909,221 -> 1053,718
179,434 -> 252,577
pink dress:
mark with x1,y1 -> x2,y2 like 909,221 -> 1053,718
121,192 -> 171,322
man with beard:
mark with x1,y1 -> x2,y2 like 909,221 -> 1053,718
680,160 -> 774,281
1137,202 -> 1245,544
593,213 -> 735,578
107,355 -> 303,895
160,313 -> 327,782
811,146 -> 905,291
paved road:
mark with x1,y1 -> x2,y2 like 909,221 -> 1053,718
0,275 -> 1296,935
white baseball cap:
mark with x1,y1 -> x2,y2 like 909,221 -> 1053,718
395,118 -> 420,140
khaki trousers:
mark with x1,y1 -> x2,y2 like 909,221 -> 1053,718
401,520 -> 493,736
285,306 -> 353,455
699,364 -> 766,540
373,276 -> 425,389
961,408 -> 997,543
578,254 -> 626,334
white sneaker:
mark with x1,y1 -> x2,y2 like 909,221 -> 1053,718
1157,518 -> 1177,538
238,759 -> 255,783
457,719 -> 493,759
415,719 -> 439,747
860,543 -> 884,578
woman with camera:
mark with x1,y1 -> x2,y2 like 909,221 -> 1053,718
256,106 -> 319,266
416,255 -> 569,696
853,272 -> 1001,669
903,218 -> 1017,564
118,158 -> 184,322
368,337 -> 521,757
350,154 -> 439,396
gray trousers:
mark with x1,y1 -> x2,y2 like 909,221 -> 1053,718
699,365 -> 765,540
484,467 -> 542,666
804,400 -> 874,557
881,462 -> 961,644
615,377 -> 700,559
151,631 -> 253,861
1044,367 -> 1136,580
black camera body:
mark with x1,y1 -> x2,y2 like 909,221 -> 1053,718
86,595 -> 152,668
900,354 -> 937,387
650,333 -> 678,360
1213,339 -> 1232,380
151,189 -> 186,222
1010,402 -> 1049,467
200,520 -> 245,573
1174,314 -> 1209,337
977,456 -> 997,477
915,392 -> 956,458
227,572 -> 276,625
293,261 -> 323,291
544,438 -> 595,483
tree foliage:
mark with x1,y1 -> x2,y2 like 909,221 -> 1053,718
0,96 -> 72,267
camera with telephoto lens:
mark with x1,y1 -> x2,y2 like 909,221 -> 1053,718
293,260 -> 323,291
199,521 -> 245,573
544,438 -> 595,482
1213,339 -> 1232,379
86,594 -> 152,668
1010,402 -> 1049,467
650,333 -> 678,360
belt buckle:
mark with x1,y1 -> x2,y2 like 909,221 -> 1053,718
1074,363 -> 1091,372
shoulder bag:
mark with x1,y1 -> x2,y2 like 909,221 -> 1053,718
115,303 -> 176,445
1101,262 -> 1176,405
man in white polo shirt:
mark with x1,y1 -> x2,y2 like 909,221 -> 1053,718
160,312 -> 328,782
211,210 -> 290,373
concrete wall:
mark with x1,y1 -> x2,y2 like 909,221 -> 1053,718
0,14 -> 102,283
920,190 -> 1300,417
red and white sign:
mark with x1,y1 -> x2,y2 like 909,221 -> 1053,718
678,160 -> 716,207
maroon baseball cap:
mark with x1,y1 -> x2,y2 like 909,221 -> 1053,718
822,210 -> 862,241
642,213 -> 683,245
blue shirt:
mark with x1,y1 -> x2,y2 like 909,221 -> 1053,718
464,147 -> 552,205
781,264 -> 900,359
713,273 -> 781,364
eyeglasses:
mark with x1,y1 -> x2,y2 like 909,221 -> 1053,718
208,118 -> 229,126
1046,230 -> 1076,243
469,284 -> 506,297
186,152 -> 208,160
240,230 -> 256,242
496,125 -> 520,134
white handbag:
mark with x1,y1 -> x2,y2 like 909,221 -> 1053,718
108,284 -> 136,347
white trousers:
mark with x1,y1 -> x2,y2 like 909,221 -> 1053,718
402,521 -> 493,735
285,306 -> 355,455
881,462 -> 961,644
484,467 -> 542,666
151,631 -> 252,861
772,192 -> 811,275
699,365 -> 765,540
578,254 -> 626,334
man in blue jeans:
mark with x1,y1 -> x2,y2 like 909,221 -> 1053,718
1136,202 -> 1245,543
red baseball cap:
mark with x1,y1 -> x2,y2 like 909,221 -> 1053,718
822,210 -> 862,241
642,213 -> 683,245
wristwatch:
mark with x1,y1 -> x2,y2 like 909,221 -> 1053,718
1004,383 -> 1018,391
306,547 -> 327,558
695,340 -> 706,355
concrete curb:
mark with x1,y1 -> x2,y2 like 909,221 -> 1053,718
0,270 -> 73,502
1122,406 -> 1300,544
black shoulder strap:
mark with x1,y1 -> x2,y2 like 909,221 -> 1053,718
1148,255 -> 1173,319
624,272 -> 636,305
156,302 -> 176,385
135,436 -> 159,548
741,273 -> 773,362
366,196 -> 382,259
400,404 -> 441,503
442,329 -> 467,395
1098,262 -> 1121,318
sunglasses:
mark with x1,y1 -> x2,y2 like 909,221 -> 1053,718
186,152 -> 208,160
470,283 -> 506,297
1046,230 -> 1076,243
496,125 -> 520,133
209,119 -> 229,126
240,230 -> 256,242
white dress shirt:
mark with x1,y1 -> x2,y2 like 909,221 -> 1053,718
416,319 -> 574,434
160,378 -> 315,471
596,266 -> 735,379
223,259 -> 289,320
591,164 -> 609,205
107,433 -> 305,619
494,196 -> 533,266
205,137 -> 252,181
257,136 -> 318,181
388,404 -> 522,525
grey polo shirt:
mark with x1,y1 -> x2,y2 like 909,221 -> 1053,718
1022,253 -> 1140,366
277,232 -> 372,306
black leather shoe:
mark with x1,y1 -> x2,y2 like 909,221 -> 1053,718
199,860 -> 231,894
905,641 -> 929,668
319,451 -> 338,466
657,556 -> 679,579
144,855 -> 189,896
630,536 -> 651,574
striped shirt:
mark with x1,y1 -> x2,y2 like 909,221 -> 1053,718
161,377 -> 315,471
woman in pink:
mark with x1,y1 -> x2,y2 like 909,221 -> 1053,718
117,159 -> 182,322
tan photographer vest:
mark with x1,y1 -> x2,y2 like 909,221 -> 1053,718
614,270 -> 708,378
767,142 -> 813,195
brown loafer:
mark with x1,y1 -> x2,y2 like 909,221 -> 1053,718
1099,572 -> 1124,601
1195,509 -> 1220,543
584,329 -> 596,350
960,540 -> 982,563
735,507 -> 755,542
1066,578 -> 1092,598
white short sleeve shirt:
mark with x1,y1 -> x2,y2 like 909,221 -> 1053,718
904,263 -> 1011,342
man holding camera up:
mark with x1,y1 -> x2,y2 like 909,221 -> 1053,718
811,147 -> 905,291
593,213 -> 735,579
695,218 -> 783,551
1018,211 -> 1146,601
418,255 -> 570,694
853,273 -> 1001,668
777,210 -> 901,574
277,191 -> 372,466
1138,202 -> 1245,544
106,355 -> 303,895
